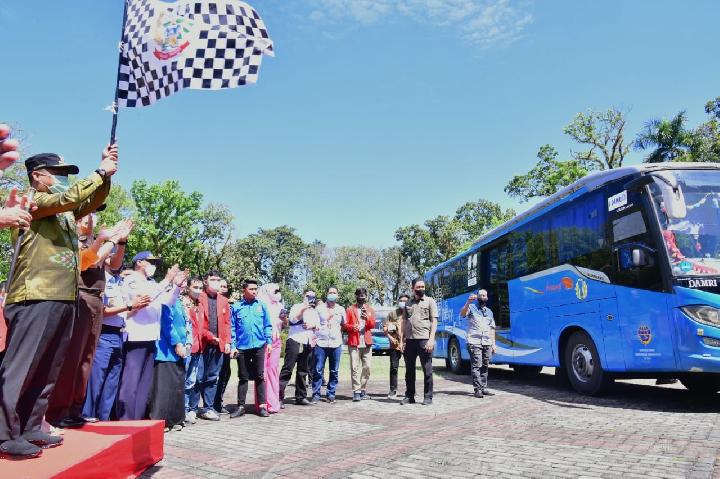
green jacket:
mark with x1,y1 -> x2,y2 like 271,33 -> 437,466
6,172 -> 110,304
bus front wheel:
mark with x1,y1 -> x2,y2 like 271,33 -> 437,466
564,331 -> 612,396
446,338 -> 464,374
680,376 -> 720,395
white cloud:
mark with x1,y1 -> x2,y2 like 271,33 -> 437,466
306,0 -> 533,48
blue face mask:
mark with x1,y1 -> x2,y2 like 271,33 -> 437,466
48,175 -> 70,194
327,293 -> 338,303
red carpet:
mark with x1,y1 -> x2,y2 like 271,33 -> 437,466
0,420 -> 164,479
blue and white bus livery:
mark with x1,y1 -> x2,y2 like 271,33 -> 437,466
427,163 -> 720,395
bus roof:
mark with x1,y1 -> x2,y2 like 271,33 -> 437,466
426,162 -> 720,277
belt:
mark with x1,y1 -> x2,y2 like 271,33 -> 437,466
101,325 -> 124,334
79,288 -> 104,297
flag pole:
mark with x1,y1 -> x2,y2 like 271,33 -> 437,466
109,0 -> 130,145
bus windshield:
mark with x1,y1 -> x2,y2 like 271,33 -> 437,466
652,169 -> 720,276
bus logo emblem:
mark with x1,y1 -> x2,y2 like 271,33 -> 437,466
575,278 -> 588,300
638,325 -> 652,345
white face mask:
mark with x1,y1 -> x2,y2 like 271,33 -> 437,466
189,288 -> 201,299
145,264 -> 157,278
398,302 -> 406,309
207,280 -> 221,292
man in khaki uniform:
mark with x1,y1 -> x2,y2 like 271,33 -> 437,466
401,278 -> 438,406
0,147 -> 116,459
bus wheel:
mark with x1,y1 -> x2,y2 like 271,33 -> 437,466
446,338 -> 463,375
564,331 -> 611,396
512,365 -> 543,378
680,376 -> 720,395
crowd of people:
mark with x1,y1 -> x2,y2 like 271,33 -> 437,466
0,126 -> 498,461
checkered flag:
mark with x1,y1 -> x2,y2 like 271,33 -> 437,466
117,0 -> 274,108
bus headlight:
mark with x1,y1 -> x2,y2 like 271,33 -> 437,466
681,305 -> 720,327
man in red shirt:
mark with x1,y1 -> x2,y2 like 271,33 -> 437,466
343,288 -> 376,402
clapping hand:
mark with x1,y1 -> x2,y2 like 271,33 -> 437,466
0,188 -> 34,230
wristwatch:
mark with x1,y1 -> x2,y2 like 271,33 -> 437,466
95,168 -> 107,178
126,303 -> 133,312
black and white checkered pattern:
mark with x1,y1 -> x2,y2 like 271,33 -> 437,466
117,0 -> 273,108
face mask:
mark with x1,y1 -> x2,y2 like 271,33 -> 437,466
189,289 -> 201,299
145,264 -> 157,278
207,280 -> 221,292
478,299 -> 487,306
398,301 -> 406,309
414,290 -> 425,299
356,297 -> 366,305
48,175 -> 71,194
327,293 -> 338,303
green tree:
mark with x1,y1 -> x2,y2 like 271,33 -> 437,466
564,108 -> 630,170
193,203 -> 234,274
635,111 -> 692,163
97,184 -> 136,228
686,97 -> 720,163
505,145 -> 588,202
454,199 -> 516,238
129,179 -> 204,271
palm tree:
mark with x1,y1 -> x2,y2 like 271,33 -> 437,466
635,111 -> 692,163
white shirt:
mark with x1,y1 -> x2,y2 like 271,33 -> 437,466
288,303 -> 320,345
123,271 -> 180,342
316,302 -> 345,348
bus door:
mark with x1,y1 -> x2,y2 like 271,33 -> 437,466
609,188 -> 678,370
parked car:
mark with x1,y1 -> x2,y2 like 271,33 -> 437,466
371,307 -> 394,355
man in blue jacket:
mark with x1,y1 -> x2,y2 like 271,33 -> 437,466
229,279 -> 272,418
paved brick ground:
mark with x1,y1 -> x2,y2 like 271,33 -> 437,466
141,359 -> 720,479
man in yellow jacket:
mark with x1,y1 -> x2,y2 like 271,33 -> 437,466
0,146 -> 117,459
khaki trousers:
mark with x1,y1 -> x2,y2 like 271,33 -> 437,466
348,345 -> 372,393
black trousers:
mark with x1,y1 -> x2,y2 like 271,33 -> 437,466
213,353 -> 232,411
404,339 -> 433,400
149,360 -> 186,428
389,349 -> 402,392
279,338 -> 312,400
0,300 -> 75,441
236,346 -> 266,408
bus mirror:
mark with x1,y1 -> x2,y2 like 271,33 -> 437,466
632,248 -> 647,267
654,172 -> 687,219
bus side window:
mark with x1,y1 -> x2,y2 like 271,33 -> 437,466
481,242 -> 511,330
608,188 -> 663,291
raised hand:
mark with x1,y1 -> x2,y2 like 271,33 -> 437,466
100,143 -> 119,177
0,124 -> 20,171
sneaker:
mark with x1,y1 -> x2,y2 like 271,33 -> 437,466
400,396 -> 415,405
258,408 -> 270,418
0,438 -> 42,459
82,416 -> 100,424
311,395 -> 320,404
229,407 -> 246,419
22,431 -> 63,449
352,392 -> 361,402
387,390 -> 398,399
481,389 -> 494,396
360,390 -> 369,400
163,426 -> 171,433
172,424 -> 184,432
296,398 -> 311,406
198,409 -> 220,421
280,400 -> 286,410
422,397 -> 433,406
185,411 -> 197,424
217,406 -> 231,415
474,390 -> 484,398
327,396 -> 336,404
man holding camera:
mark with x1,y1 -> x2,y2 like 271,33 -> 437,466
279,289 -> 319,406
0,146 -> 116,459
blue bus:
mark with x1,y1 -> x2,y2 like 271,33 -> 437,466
427,163 -> 720,395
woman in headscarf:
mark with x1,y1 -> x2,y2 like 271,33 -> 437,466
256,283 -> 285,413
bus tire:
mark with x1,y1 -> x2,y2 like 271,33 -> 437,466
680,376 -> 720,395
512,365 -> 543,378
446,337 -> 464,375
564,331 -> 612,396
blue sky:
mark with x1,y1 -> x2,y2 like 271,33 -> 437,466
1,0 -> 718,247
